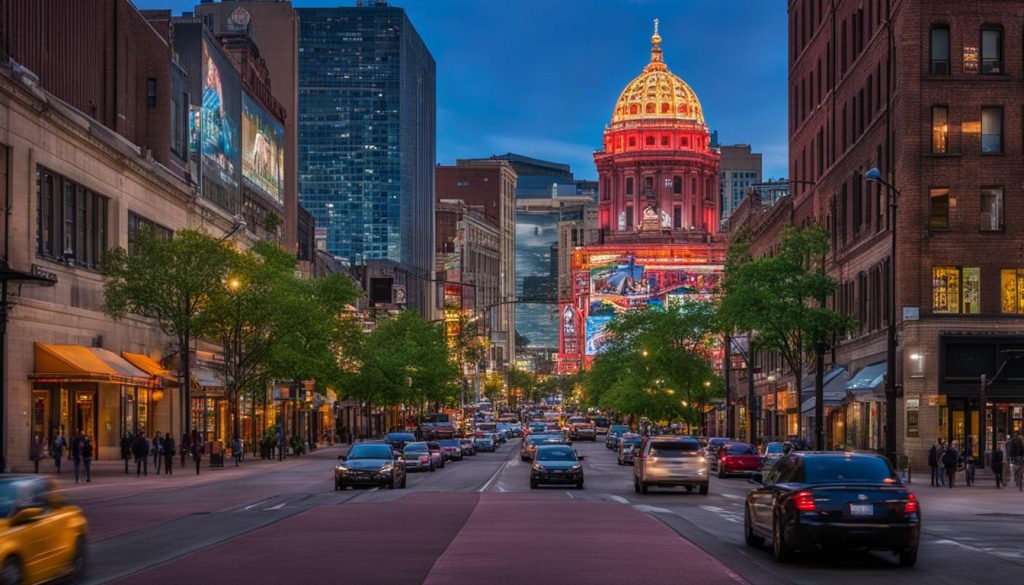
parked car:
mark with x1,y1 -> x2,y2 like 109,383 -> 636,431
336,443 -> 407,489
474,434 -> 497,452
606,424 -> 631,449
591,416 -> 610,435
459,438 -> 477,456
717,442 -> 763,477
385,432 -> 417,452
0,476 -> 88,585
762,442 -> 786,469
633,436 -> 709,495
530,445 -> 585,489
744,452 -> 920,566
703,437 -> 731,460
617,434 -> 642,465
439,439 -> 464,461
403,442 -> 441,472
425,441 -> 447,468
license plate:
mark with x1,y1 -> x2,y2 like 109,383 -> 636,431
850,503 -> 873,516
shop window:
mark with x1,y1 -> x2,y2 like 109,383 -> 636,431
999,268 -> 1024,313
928,187 -> 949,229
932,266 -> 980,314
931,106 -> 948,153
981,107 -> 1003,153
929,26 -> 949,74
981,27 -> 1002,74
980,186 -> 1003,231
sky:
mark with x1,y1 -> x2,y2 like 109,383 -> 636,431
134,0 -> 789,180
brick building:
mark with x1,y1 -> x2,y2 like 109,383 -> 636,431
765,0 -> 1024,469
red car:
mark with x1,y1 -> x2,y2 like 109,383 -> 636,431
716,442 -> 762,477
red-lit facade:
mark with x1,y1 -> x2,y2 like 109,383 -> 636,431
559,22 -> 727,373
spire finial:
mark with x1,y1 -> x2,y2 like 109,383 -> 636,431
654,18 -> 659,38
647,17 -> 666,71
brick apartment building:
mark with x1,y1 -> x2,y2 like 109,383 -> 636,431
739,0 -> 1024,470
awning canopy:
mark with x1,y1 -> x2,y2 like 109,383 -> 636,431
122,352 -> 178,388
32,343 -> 150,385
800,367 -> 848,414
191,366 -> 227,389
846,362 -> 887,402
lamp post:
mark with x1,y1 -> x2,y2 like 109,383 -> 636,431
865,167 -> 900,465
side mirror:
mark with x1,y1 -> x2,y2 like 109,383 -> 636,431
577,454 -> 586,461
748,472 -> 764,486
13,507 -> 44,525
337,455 -> 346,461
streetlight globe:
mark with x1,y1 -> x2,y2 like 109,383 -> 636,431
641,350 -> 649,357
228,277 -> 241,291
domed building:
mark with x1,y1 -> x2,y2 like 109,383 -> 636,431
559,21 -> 726,373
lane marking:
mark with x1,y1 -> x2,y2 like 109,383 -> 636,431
565,491 -> 575,499
633,504 -> 673,514
497,485 -> 507,492
721,493 -> 743,500
265,503 -> 286,510
478,448 -> 516,493
242,497 -> 277,511
609,495 -> 630,504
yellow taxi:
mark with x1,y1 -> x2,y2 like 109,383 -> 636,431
0,476 -> 87,584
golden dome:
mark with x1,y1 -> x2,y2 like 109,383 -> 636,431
610,19 -> 705,127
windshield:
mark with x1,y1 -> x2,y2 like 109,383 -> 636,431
765,443 -> 784,454
386,433 -> 415,442
650,441 -> 701,456
404,443 -> 428,453
592,417 -> 609,426
726,444 -> 757,456
621,437 -> 642,447
347,445 -> 393,460
708,438 -> 729,447
535,447 -> 577,462
422,413 -> 450,424
610,425 -> 629,434
801,455 -> 896,484
440,440 -> 459,447
0,481 -> 19,518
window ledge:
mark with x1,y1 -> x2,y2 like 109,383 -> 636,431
980,152 -> 1006,156
925,152 -> 962,158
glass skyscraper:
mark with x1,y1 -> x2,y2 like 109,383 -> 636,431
297,3 -> 435,285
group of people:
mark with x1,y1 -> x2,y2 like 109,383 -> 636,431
121,429 -> 207,476
928,432 -> 1024,489
29,430 -> 94,484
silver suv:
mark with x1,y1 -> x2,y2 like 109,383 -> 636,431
633,436 -> 709,495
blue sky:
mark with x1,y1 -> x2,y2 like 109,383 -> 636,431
135,0 -> 788,180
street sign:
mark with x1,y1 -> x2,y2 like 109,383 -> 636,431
902,307 -> 920,321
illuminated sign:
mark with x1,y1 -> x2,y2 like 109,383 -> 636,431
242,94 -> 284,204
201,40 -> 240,188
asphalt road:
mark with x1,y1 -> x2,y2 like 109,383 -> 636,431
66,437 -> 1024,585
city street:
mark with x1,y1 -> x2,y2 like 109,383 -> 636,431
61,439 -> 1022,585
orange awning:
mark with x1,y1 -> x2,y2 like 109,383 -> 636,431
122,352 -> 178,388
32,343 -> 150,385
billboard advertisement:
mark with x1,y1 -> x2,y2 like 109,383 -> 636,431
559,304 -> 579,356
201,39 -> 240,188
242,94 -> 284,204
515,211 -> 560,347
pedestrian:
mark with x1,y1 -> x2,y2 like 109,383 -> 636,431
120,432 -> 133,474
942,440 -> 959,489
991,444 -> 1004,489
81,435 -> 93,483
937,439 -> 947,486
29,435 -> 44,473
180,431 -> 191,469
1010,432 -> 1024,488
51,431 -> 65,474
71,430 -> 84,484
191,437 -> 203,475
232,435 -> 243,467
162,434 -> 175,475
154,431 -> 165,474
133,431 -> 150,477
928,439 -> 941,487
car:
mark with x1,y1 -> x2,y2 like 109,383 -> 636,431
521,433 -> 564,461
633,436 -> 709,495
526,421 -> 548,435
717,442 -> 763,477
336,443 -> 407,489
421,413 -> 457,440
591,416 -> 610,435
439,439 -> 464,461
385,432 -> 417,452
704,437 -> 731,460
495,423 -> 513,442
403,442 -> 441,472
474,434 -> 497,452
0,476 -> 88,585
568,417 -> 597,441
425,441 -> 447,468
530,445 -> 585,489
762,442 -> 786,468
605,424 -> 631,449
617,434 -> 642,465
744,452 -> 920,566
459,438 -> 477,456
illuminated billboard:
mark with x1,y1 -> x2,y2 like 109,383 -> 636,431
242,94 -> 284,204
201,39 -> 240,188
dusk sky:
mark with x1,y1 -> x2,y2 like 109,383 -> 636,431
135,0 -> 789,180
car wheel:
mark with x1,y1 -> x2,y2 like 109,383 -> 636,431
576,481 -> 584,489
699,484 -> 709,495
640,481 -> 649,494
69,535 -> 87,582
633,476 -> 641,493
0,557 -> 22,585
744,505 -> 765,547
717,466 -> 725,479
530,479 -> 538,489
772,512 -> 795,563
898,547 -> 918,567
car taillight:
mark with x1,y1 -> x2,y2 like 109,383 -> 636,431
793,490 -> 816,512
904,492 -> 919,514
421,455 -> 429,462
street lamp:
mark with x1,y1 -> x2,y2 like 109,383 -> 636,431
865,166 -> 900,466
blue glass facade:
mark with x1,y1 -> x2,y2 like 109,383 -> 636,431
297,5 -> 435,287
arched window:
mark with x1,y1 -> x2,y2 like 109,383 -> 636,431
661,102 -> 671,113
646,103 -> 656,113
630,104 -> 639,115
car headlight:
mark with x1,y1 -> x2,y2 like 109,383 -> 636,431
570,464 -> 582,471
532,464 -> 545,472
378,465 -> 393,474
336,465 -> 348,472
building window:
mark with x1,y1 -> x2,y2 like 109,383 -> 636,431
981,27 -> 1002,74
645,136 -> 655,146
127,212 -> 173,255
999,269 -> 1024,313
643,176 -> 654,197
928,187 -> 949,229
932,266 -> 980,314
661,136 -> 670,146
36,166 -> 108,269
626,177 -> 634,196
146,78 -> 157,109
672,176 -> 682,195
673,206 -> 682,228
980,186 -> 1003,231
625,206 -> 634,229
680,137 -> 689,147
929,26 -> 949,74
931,106 -> 948,153
981,107 -> 1003,153
628,137 -> 636,147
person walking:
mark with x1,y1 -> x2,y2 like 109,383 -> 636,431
162,434 -> 175,475
29,435 -> 44,473
81,435 -> 93,483
191,436 -> 203,476
232,435 -> 243,467
942,440 -> 959,489
928,439 -> 941,487
51,431 -> 65,474
991,444 -> 1005,489
180,431 -> 191,469
1010,432 -> 1024,488
120,432 -> 133,474
937,439 -> 947,486
152,431 -> 163,474
71,430 -> 84,484
133,431 -> 150,477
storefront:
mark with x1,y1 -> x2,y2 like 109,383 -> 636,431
798,367 -> 847,448
191,364 -> 228,443
30,343 -> 152,458
842,362 -> 886,452
121,352 -> 178,437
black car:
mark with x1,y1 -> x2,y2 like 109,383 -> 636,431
335,443 -> 407,490
744,452 -> 920,566
530,444 -> 584,489
384,432 -> 417,451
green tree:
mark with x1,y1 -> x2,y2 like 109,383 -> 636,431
102,229 -> 234,434
506,367 -> 537,409
718,224 -> 854,448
